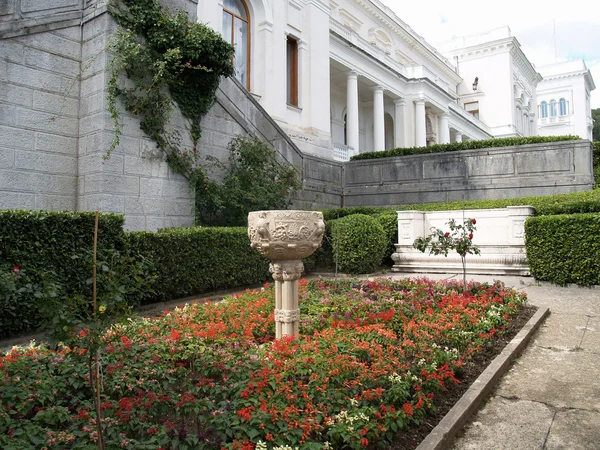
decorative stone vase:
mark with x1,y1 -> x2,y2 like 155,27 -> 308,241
248,210 -> 325,339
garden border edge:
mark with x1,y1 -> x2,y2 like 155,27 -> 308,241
416,306 -> 550,450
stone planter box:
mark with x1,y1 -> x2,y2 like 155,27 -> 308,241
391,206 -> 535,276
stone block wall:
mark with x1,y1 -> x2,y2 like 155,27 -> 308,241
0,0 -> 82,211
343,140 -> 594,207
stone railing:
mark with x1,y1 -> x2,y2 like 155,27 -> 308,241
332,142 -> 356,162
391,206 -> 535,275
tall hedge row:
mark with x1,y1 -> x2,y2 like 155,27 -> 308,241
127,227 -> 270,302
593,141 -> 600,187
525,213 -> 600,286
0,210 -> 125,296
350,135 -> 582,161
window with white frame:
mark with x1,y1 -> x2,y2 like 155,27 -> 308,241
541,101 -> 548,118
559,98 -> 567,116
550,100 -> 557,117
222,0 -> 250,90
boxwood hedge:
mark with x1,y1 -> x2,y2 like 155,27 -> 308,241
525,213 -> 600,286
350,135 -> 582,161
127,227 -> 270,302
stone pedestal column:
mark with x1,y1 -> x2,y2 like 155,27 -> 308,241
270,260 -> 303,338
248,210 -> 325,339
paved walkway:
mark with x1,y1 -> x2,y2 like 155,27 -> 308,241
383,273 -> 600,450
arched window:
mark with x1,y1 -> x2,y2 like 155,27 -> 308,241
550,100 -> 557,117
222,0 -> 250,90
559,98 -> 567,116
541,101 -> 548,118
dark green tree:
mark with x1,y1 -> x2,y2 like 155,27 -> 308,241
592,108 -> 600,141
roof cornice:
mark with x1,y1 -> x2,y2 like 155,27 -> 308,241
353,0 -> 462,84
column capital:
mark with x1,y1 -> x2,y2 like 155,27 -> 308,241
372,85 -> 385,94
269,261 -> 304,282
414,98 -> 426,105
440,111 -> 450,118
346,70 -> 359,80
394,98 -> 406,106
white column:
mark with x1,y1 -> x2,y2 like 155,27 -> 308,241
439,112 -> 450,144
394,98 -> 406,148
346,71 -> 359,153
452,130 -> 462,143
415,99 -> 426,147
373,86 -> 385,152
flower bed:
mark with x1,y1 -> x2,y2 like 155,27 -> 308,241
0,278 -> 526,449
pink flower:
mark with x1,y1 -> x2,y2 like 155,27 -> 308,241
444,232 -> 450,237
12,266 -> 20,272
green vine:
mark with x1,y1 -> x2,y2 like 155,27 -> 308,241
106,0 -> 234,179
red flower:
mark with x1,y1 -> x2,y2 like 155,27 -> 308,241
12,266 -> 20,272
148,427 -> 158,435
471,218 -> 476,224
444,232 -> 450,237
361,438 -> 369,447
468,233 -> 473,240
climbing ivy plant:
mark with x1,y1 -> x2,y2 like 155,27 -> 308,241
106,0 -> 234,175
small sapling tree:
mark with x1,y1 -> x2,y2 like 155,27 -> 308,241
413,218 -> 481,293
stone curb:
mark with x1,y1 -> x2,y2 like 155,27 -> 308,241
416,306 -> 550,450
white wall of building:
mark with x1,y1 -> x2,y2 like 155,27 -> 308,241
536,60 -> 596,141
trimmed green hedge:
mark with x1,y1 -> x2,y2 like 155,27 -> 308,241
525,213 -> 600,286
330,214 -> 387,274
322,190 -> 600,221
127,227 -> 270,302
0,210 -> 125,297
350,135 -> 582,161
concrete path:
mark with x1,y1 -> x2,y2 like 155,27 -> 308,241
382,273 -> 600,450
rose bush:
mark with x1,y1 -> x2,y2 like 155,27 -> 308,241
0,278 -> 526,449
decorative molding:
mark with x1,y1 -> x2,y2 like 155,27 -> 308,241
352,0 -> 462,84
338,8 -> 363,32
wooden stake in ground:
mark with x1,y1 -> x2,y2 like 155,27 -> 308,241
92,210 -> 105,450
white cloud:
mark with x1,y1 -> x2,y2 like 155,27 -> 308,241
384,0 -> 600,108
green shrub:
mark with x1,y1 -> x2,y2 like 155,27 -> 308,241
196,136 -> 301,226
375,212 -> 398,266
350,135 -> 581,161
127,227 -> 271,302
525,213 -> 600,286
330,214 -> 387,274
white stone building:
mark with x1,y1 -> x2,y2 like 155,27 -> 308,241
199,0 -> 493,161
536,60 -> 596,141
437,27 -> 542,139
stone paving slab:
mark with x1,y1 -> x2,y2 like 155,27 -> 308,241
451,397 -> 554,450
496,346 -> 600,411
546,409 -> 600,450
580,316 -> 600,351
533,313 -> 588,350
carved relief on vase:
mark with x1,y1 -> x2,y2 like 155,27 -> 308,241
248,210 -> 325,260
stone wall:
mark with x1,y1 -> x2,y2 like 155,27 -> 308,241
0,0 -> 83,211
343,140 -> 594,207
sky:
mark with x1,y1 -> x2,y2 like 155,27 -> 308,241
385,0 -> 600,108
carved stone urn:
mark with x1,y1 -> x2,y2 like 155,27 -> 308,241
248,210 -> 325,339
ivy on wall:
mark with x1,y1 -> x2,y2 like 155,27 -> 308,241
107,0 -> 234,174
